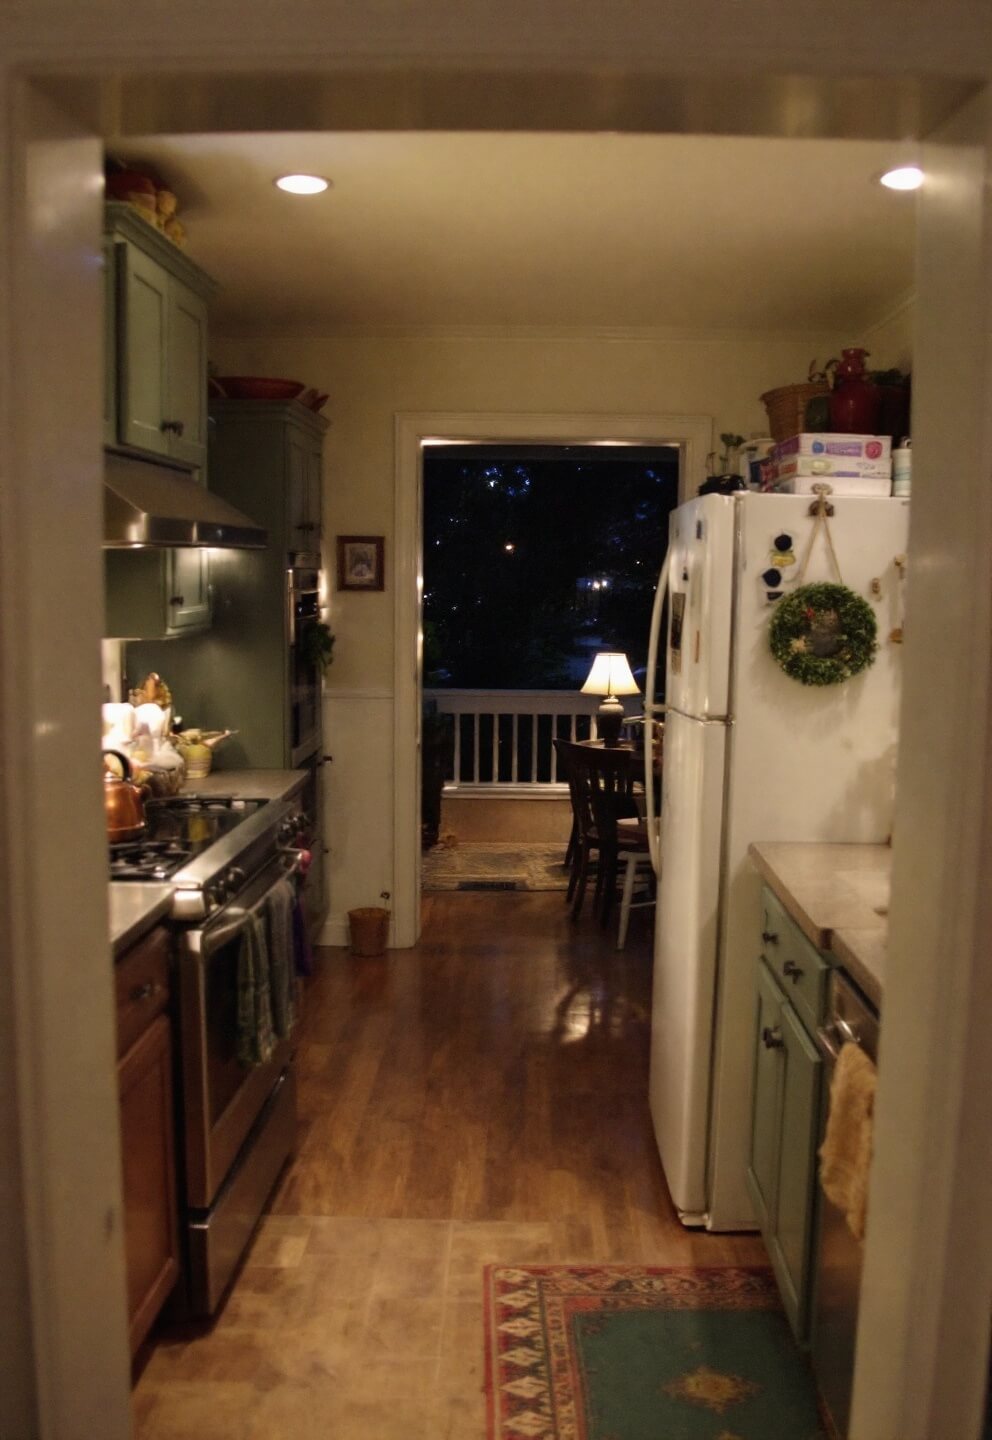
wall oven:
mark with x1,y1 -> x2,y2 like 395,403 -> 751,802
287,558 -> 322,767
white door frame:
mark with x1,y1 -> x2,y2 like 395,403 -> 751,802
392,410 -> 710,945
1,33 -> 991,1440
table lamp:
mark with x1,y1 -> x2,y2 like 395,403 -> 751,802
581,651 -> 640,747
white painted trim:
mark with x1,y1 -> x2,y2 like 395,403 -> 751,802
318,914 -> 397,950
392,409 -> 711,949
325,688 -> 396,701
0,78 -> 131,1440
443,783 -> 570,799
850,85 -> 992,1440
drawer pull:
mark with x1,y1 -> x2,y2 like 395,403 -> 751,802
129,981 -> 159,1003
762,1026 -> 784,1049
761,930 -> 779,945
783,959 -> 804,981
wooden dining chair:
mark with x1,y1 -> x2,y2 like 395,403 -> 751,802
557,739 -> 601,915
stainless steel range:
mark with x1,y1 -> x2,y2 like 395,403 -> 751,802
111,792 -> 307,1315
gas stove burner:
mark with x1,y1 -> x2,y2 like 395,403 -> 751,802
109,837 -> 196,882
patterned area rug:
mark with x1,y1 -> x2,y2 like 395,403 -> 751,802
422,842 -> 570,892
484,1265 -> 826,1440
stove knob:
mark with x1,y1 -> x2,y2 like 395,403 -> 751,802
206,879 -> 226,910
227,866 -> 246,891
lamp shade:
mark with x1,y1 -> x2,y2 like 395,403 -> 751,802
581,651 -> 640,698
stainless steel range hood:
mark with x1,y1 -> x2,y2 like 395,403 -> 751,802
104,452 -> 267,550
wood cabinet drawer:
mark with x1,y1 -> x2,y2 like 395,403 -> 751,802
760,887 -> 830,1033
115,926 -> 171,1058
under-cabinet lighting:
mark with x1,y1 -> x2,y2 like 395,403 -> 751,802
274,174 -> 330,195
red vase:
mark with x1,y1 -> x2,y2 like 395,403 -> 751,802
829,348 -> 881,434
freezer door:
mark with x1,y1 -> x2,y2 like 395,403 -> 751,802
649,708 -> 728,1221
665,494 -> 736,720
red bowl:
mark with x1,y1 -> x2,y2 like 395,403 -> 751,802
214,377 -> 305,401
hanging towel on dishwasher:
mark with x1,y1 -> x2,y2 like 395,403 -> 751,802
266,878 -> 297,1039
819,1040 -> 877,1241
237,913 -> 275,1068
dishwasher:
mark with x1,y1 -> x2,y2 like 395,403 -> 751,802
811,968 -> 880,1439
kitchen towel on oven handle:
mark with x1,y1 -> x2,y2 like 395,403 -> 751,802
267,878 -> 297,1037
236,913 -> 276,1068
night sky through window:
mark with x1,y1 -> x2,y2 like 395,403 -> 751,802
423,445 -> 679,690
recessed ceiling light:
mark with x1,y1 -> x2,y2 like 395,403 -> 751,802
879,165 -> 924,192
274,174 -> 330,195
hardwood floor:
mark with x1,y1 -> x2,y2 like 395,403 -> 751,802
133,892 -> 766,1438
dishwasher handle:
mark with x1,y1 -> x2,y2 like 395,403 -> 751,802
816,1015 -> 864,1062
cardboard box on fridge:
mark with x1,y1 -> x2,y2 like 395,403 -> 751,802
774,473 -> 893,497
772,432 -> 892,463
771,454 -> 893,481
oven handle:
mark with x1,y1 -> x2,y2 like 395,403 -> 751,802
199,852 -> 303,956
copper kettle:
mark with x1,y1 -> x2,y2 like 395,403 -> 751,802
104,749 -> 147,843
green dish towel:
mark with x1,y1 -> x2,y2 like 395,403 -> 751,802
236,912 -> 275,1068
267,878 -> 296,1040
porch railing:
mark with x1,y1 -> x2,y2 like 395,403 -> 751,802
424,688 -> 606,795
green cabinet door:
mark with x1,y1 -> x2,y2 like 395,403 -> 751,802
286,430 -> 311,551
747,956 -> 824,1342
165,281 -> 209,473
747,960 -> 785,1234
305,434 -> 323,543
103,239 -> 118,446
166,547 -> 211,633
772,998 -> 822,1337
119,238 -> 170,458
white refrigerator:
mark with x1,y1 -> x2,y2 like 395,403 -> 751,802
644,491 -> 908,1230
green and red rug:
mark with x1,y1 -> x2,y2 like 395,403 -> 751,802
484,1265 -> 826,1440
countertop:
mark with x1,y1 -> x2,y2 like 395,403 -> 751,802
180,768 -> 307,803
109,883 -> 174,958
109,769 -> 307,956
748,841 -> 890,1010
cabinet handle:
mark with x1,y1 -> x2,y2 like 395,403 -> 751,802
297,522 -> 315,532
761,930 -> 779,945
762,1026 -> 784,1049
130,981 -> 159,1003
783,959 -> 803,981
169,595 -> 185,606
160,419 -> 185,437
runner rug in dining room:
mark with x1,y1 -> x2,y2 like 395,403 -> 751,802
484,1265 -> 826,1440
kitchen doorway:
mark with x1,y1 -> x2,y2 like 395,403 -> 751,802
2,38 -> 991,1440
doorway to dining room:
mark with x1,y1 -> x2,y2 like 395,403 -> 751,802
419,440 -> 679,893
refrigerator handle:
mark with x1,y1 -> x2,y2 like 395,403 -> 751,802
643,544 -> 671,875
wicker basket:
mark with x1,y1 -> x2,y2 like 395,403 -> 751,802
760,381 -> 830,442
348,906 -> 390,956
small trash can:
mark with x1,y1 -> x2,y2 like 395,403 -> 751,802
347,906 -> 390,956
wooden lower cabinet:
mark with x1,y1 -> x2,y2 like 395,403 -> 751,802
117,933 -> 179,1357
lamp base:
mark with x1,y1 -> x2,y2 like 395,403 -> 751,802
597,698 -> 625,747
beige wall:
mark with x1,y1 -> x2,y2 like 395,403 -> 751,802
212,325 -> 880,934
864,292 -> 915,372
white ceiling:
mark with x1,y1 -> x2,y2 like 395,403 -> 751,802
119,132 -> 917,336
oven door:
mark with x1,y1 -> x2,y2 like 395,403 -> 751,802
178,855 -> 299,1210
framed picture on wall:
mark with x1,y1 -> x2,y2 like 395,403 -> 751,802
337,535 -> 385,591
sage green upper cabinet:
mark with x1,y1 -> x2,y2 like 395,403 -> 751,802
103,238 -> 118,446
105,202 -> 215,475
287,425 -> 324,551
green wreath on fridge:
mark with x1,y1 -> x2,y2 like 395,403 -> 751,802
768,582 -> 878,686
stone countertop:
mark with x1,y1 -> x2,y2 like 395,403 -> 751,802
748,841 -> 890,1010
109,883 -> 174,958
181,769 -> 307,803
